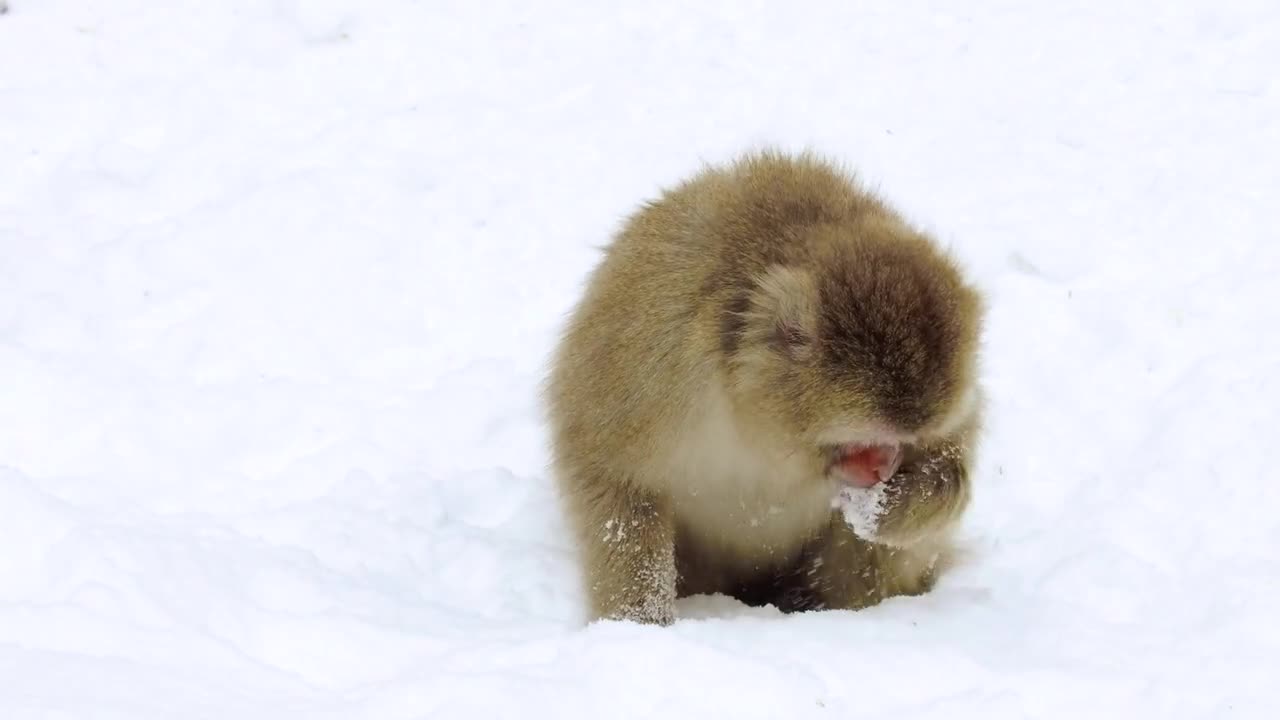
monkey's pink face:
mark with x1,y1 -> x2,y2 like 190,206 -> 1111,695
826,443 -> 902,489
809,380 -> 977,490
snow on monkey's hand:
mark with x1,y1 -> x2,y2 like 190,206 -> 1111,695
832,482 -> 890,542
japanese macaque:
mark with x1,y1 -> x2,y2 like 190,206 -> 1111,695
545,149 -> 985,625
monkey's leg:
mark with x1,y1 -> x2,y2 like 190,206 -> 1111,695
796,517 -> 946,611
794,517 -> 887,611
563,473 -> 676,625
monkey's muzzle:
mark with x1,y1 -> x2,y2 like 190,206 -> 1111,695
829,443 -> 903,488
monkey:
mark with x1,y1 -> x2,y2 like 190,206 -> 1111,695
544,149 -> 985,625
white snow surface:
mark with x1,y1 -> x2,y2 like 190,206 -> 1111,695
3,0 -> 1279,717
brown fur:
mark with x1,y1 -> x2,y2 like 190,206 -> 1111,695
545,149 -> 985,625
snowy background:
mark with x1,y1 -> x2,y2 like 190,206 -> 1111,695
2,0 -> 1278,717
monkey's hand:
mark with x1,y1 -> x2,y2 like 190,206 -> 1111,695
835,440 -> 970,547
594,512 -> 677,626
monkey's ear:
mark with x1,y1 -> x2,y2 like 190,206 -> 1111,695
755,265 -> 818,361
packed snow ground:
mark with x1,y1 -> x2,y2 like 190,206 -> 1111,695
2,0 -> 1279,717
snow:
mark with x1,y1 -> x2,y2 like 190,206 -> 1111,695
834,482 -> 890,543
2,0 -> 1278,717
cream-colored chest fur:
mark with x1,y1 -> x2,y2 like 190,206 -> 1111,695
654,378 -> 834,565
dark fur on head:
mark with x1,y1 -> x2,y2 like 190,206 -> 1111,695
721,157 -> 983,450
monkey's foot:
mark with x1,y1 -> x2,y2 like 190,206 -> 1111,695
600,600 -> 675,626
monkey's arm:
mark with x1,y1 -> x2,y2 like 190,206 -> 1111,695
805,438 -> 972,610
562,469 -> 677,625
874,436 -> 973,546
807,434 -> 974,610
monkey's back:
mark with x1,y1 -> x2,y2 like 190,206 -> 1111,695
545,173 -> 724,478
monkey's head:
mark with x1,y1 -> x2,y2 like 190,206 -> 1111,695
724,219 -> 984,483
